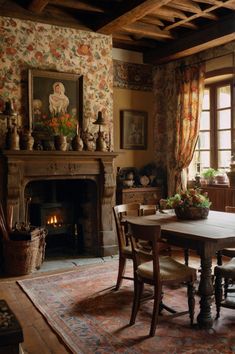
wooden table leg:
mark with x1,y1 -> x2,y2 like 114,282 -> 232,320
197,255 -> 214,329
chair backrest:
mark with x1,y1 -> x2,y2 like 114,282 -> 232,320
113,203 -> 141,252
128,221 -> 161,281
140,204 -> 157,216
225,206 -> 235,213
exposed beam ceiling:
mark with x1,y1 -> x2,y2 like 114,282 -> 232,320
0,0 -> 234,64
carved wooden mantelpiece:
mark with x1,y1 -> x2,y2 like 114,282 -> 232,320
0,150 -> 118,256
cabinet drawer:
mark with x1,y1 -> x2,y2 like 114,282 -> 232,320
117,187 -> 162,205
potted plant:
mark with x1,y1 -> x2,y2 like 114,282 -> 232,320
201,168 -> 218,185
215,170 -> 228,184
167,188 -> 211,220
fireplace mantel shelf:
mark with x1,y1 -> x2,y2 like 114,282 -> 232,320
1,150 -> 118,158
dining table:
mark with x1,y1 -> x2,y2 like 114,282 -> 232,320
126,210 -> 235,329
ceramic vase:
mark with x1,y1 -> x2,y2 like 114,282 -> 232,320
21,130 -> 34,150
9,125 -> 20,150
54,135 -> 68,151
72,133 -> 84,151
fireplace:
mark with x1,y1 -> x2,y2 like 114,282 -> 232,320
27,179 -> 98,255
0,150 -> 118,257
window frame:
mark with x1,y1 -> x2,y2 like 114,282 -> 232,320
191,68 -> 234,176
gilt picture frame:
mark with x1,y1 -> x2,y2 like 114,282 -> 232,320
120,109 -> 147,150
28,69 -> 83,141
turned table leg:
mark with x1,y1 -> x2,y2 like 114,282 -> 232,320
197,255 -> 214,329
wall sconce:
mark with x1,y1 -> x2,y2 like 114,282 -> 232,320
93,111 -> 107,151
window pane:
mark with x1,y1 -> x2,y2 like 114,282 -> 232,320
188,154 -> 198,179
218,130 -> 231,149
217,85 -> 231,108
217,109 -> 231,129
218,150 -> 231,168
198,132 -> 210,149
200,111 -> 210,130
199,151 -> 210,169
202,89 -> 210,110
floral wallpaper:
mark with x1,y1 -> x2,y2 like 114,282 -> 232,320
0,16 -> 113,149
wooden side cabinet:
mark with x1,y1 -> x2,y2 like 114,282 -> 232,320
116,186 -> 163,205
201,185 -> 235,211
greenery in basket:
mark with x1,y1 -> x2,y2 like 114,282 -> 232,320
167,188 -> 211,209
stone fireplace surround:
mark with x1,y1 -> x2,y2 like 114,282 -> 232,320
0,150 -> 118,257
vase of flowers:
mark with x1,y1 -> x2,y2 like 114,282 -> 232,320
167,188 -> 211,220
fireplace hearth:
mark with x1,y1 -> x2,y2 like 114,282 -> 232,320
0,150 -> 118,257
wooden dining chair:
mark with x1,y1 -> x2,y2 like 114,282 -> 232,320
128,221 -> 197,337
214,205 -> 235,317
113,203 -> 141,291
217,206 -> 235,265
214,257 -> 235,318
140,204 -> 171,256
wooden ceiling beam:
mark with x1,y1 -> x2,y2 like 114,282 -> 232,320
112,33 -> 157,49
169,0 -> 202,13
193,0 -> 235,10
28,0 -> 49,13
180,22 -> 198,29
50,0 -> 105,13
139,15 -> 165,27
97,0 -> 173,35
150,9 -> 175,22
200,12 -> 218,20
123,22 -> 173,40
144,13 -> 235,64
0,1 -> 90,31
154,6 -> 188,20
165,0 -> 231,31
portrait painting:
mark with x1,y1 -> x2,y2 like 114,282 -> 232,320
120,110 -> 147,150
28,69 -> 83,140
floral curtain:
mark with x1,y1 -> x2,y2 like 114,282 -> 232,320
153,63 -> 205,197
168,64 -> 205,195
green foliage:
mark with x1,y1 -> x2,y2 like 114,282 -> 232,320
167,188 -> 211,209
201,168 -> 218,179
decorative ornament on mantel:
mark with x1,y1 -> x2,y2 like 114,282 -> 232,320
54,134 -> 68,151
72,124 -> 84,151
93,111 -> 107,152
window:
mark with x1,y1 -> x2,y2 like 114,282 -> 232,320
189,78 -> 234,179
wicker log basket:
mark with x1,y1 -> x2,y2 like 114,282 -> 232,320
0,203 -> 47,276
3,228 -> 47,276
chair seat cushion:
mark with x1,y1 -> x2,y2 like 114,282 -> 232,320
215,257 -> 235,279
137,256 -> 196,283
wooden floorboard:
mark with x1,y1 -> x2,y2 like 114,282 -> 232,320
0,272 -> 75,353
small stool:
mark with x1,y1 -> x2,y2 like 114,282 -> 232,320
214,258 -> 235,318
0,299 -> 24,354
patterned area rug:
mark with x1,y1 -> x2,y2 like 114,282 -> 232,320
18,260 -> 235,354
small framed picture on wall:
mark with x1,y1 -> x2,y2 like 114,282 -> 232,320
120,109 -> 147,150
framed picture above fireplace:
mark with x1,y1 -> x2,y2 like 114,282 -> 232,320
120,109 -> 147,150
28,69 -> 83,141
